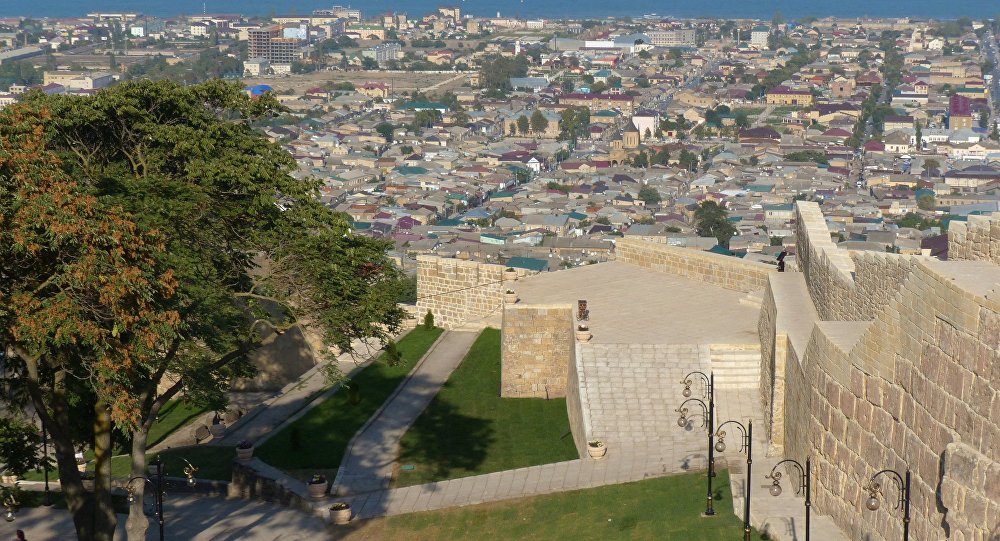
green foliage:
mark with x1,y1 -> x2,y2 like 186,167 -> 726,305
424,310 -> 435,330
126,48 -> 243,83
516,114 -> 530,135
530,110 -> 549,133
694,201 -> 737,247
784,150 -> 828,164
478,55 -> 529,92
0,59 -> 43,86
638,185 -> 661,204
376,121 -> 395,142
895,212 -> 944,230
0,417 -> 46,477
917,194 -> 936,211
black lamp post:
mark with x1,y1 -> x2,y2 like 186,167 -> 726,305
766,457 -> 810,541
678,371 -> 715,516
864,468 -> 911,541
40,422 -> 51,507
715,419 -> 753,541
126,459 -> 198,541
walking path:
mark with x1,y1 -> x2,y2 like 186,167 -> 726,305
332,330 -> 479,496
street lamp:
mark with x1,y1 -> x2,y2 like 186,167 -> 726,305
675,371 -> 715,517
715,419 -> 753,541
126,459 -> 198,541
765,457 -> 810,541
864,468 -> 911,541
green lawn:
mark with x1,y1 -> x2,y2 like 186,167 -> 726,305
151,445 -> 235,481
255,326 -> 445,470
147,400 -> 211,447
395,329 -> 578,487
343,471 -> 757,540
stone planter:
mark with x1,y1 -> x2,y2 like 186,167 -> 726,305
575,328 -> 592,342
1,475 -> 17,485
503,269 -> 518,282
504,292 -> 517,304
77,463 -> 87,473
587,441 -> 607,460
330,504 -> 351,525
308,481 -> 329,499
209,423 -> 226,438
236,446 -> 254,462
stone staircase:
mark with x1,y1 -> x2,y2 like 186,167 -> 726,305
710,344 -> 761,390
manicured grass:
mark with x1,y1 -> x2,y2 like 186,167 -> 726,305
343,471 -> 757,540
151,445 -> 235,481
147,400 -> 211,447
395,329 -> 578,487
255,326 -> 445,470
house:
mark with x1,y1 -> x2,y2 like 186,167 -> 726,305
883,131 -> 912,154
766,86 -> 813,106
357,82 -> 390,98
949,94 -> 974,130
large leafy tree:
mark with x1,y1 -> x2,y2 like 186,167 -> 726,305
3,80 -> 406,540
694,200 -> 737,247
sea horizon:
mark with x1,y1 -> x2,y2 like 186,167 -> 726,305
1,0 -> 997,21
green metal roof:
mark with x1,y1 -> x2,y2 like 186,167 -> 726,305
505,256 -> 548,272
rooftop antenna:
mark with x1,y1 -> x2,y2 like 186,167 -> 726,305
203,2 -> 207,15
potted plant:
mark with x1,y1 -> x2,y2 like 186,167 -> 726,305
587,439 -> 607,460
576,324 -> 592,342
235,440 -> 254,461
504,289 -> 517,304
307,474 -> 328,499
76,452 -> 87,473
503,267 -> 518,281
80,471 -> 96,491
0,471 -> 16,485
330,502 -> 351,525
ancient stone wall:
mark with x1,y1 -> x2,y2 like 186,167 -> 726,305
795,201 -> 920,321
416,255 -> 508,329
500,304 -> 574,398
767,205 -> 1000,539
615,237 -> 773,293
949,213 -> 1000,266
565,341 -> 587,458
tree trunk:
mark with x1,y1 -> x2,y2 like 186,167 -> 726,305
91,400 -> 117,541
125,426 -> 150,541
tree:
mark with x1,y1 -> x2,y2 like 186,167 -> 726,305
530,110 -> 548,134
694,200 -> 737,247
632,151 -> 649,168
5,80 -> 407,540
917,194 -> 936,210
923,158 -> 941,172
735,111 -> 751,128
375,121 -> 395,142
517,114 -> 530,135
560,79 -> 574,92
638,185 -> 661,204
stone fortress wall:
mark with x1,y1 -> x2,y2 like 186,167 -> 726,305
615,237 -> 773,293
760,202 -> 1000,540
500,304 -> 575,399
415,255 -> 509,328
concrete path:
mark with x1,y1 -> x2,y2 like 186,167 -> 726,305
332,330 -> 479,496
328,438 -> 706,520
0,496 -> 330,540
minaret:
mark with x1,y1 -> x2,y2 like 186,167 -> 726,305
515,39 -> 521,56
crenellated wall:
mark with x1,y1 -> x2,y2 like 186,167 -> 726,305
949,213 -> 1000,266
615,237 -> 773,293
416,256 -> 509,329
764,201 -> 1000,540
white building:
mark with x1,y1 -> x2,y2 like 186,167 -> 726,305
244,57 -> 271,77
647,29 -> 697,47
750,25 -> 770,49
0,93 -> 16,109
190,22 -> 211,37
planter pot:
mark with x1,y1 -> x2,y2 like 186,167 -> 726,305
503,270 -> 518,282
77,463 -> 87,473
308,481 -> 329,499
575,330 -> 592,342
588,444 -> 607,460
81,479 -> 95,491
209,424 -> 226,438
1,475 -> 17,485
504,293 -> 517,304
236,446 -> 254,461
330,505 -> 352,525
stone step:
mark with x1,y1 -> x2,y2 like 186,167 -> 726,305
738,290 -> 764,309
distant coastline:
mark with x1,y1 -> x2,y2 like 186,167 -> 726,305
1,0 -> 996,20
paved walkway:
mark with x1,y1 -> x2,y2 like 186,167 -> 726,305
332,330 -> 479,496
328,439 -> 706,520
0,496 -> 329,540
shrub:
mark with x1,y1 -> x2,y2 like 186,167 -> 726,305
423,310 -> 434,329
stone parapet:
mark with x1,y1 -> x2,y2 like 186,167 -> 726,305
615,237 -> 773,293
948,213 -> 1000,265
416,255 -> 508,329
